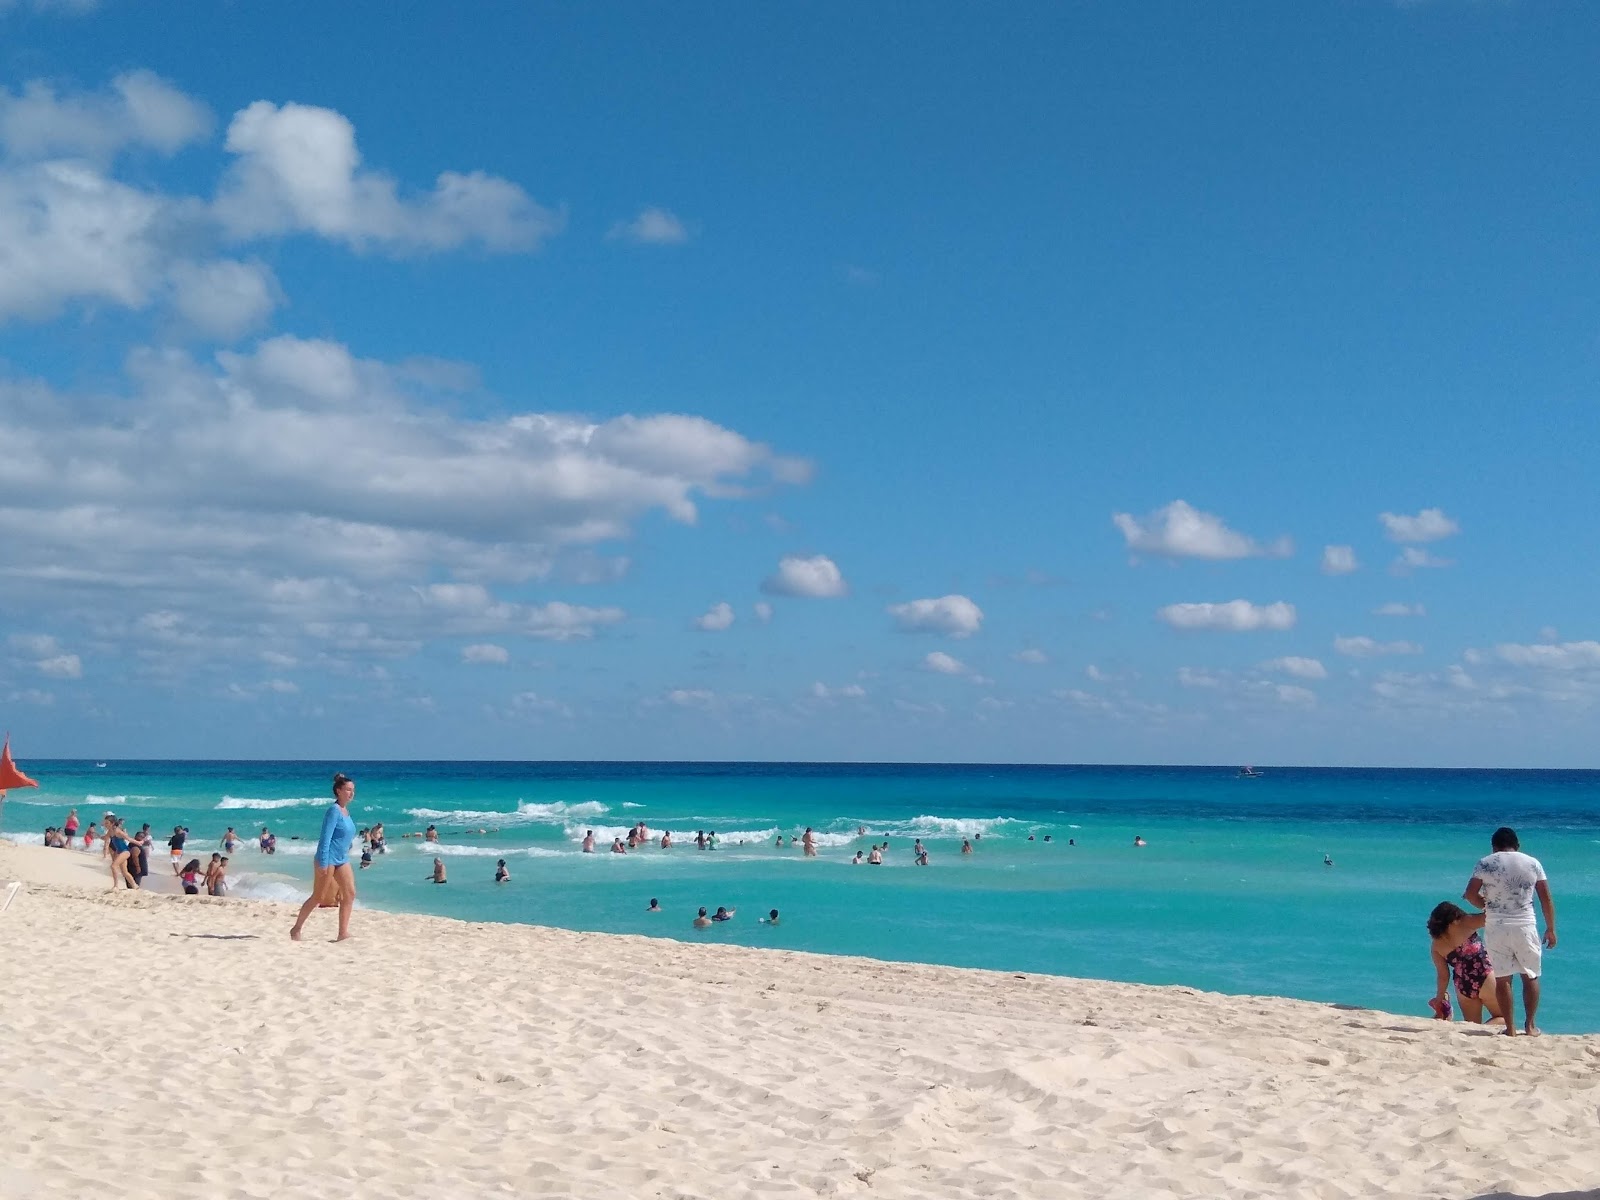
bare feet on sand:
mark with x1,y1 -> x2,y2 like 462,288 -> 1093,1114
289,926 -> 302,941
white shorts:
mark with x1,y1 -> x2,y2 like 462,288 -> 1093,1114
1483,923 -> 1542,979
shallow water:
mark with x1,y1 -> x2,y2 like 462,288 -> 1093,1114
8,761 -> 1597,1031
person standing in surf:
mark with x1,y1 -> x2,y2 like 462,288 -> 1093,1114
290,772 -> 358,943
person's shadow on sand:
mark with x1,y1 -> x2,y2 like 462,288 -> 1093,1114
1470,1190 -> 1600,1199
168,933 -> 259,940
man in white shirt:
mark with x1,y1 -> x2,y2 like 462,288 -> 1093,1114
1465,826 -> 1557,1037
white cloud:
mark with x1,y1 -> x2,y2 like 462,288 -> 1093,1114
1113,500 -> 1290,561
1321,545 -> 1358,575
7,688 -> 54,705
1374,602 -> 1425,617
1271,684 -> 1317,707
1085,664 -> 1109,682
1177,666 -> 1222,688
461,643 -> 509,664
0,71 -> 212,161
608,206 -> 689,245
666,687 -> 716,708
1013,648 -> 1047,664
1482,641 -> 1600,671
1391,547 -> 1453,573
36,652 -> 82,678
753,601 -> 773,624
811,681 -> 867,700
1262,656 -> 1328,680
694,601 -> 735,632
214,100 -> 561,253
1157,600 -> 1296,632
9,633 -> 59,657
1333,636 -> 1422,658
923,651 -> 967,675
1380,507 -> 1459,543
167,258 -> 282,340
525,602 -> 626,641
887,594 -> 983,638
761,555 -> 847,598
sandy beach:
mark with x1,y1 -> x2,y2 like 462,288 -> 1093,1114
1,840 -> 1596,1200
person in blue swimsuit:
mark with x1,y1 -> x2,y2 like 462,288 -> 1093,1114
290,772 -> 358,942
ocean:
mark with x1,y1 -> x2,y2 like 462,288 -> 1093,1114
5,761 -> 1596,1032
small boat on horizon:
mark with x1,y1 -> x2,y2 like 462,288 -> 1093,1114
1237,765 -> 1264,778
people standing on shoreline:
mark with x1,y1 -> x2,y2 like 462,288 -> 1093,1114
168,825 -> 187,873
1465,827 -> 1556,1037
107,820 -> 138,890
63,808 -> 79,843
289,772 -> 358,943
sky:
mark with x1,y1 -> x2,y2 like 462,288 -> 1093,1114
2,1 -> 1599,766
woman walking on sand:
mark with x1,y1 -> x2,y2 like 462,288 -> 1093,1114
290,773 -> 358,943
107,819 -> 138,890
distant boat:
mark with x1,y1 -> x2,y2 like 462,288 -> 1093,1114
1237,765 -> 1264,778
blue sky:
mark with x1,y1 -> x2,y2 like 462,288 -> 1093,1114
2,1 -> 1599,765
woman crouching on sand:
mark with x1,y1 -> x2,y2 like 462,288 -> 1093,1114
290,772 -> 358,943
1428,901 -> 1506,1027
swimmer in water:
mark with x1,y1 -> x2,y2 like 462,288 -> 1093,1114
495,859 -> 510,883
1324,854 -> 1335,868
760,909 -> 780,925
660,830 -> 672,849
961,839 -> 972,855
647,898 -> 661,913
1133,836 -> 1147,847
582,830 -> 596,853
611,838 -> 628,854
693,907 -> 712,929
867,846 -> 883,865
430,858 -> 447,884
712,905 -> 735,922
775,835 -> 785,848
424,825 -> 439,843
852,851 -> 864,865
803,828 -> 817,857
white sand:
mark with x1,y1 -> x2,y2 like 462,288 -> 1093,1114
2,840 -> 1597,1200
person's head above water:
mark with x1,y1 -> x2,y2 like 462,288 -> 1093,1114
769,909 -> 779,920
1491,826 -> 1520,852
648,898 -> 659,908
714,906 -> 727,916
1428,900 -> 1468,939
697,906 -> 707,917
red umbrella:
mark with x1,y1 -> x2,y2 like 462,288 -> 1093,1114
0,735 -> 38,794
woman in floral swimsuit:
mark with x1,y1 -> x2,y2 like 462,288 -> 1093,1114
1428,901 -> 1505,1026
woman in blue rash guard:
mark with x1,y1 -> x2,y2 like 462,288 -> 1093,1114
290,772 -> 358,943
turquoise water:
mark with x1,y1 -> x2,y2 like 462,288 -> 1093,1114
6,761 -> 1597,1032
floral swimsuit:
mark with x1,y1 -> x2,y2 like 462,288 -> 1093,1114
1446,932 -> 1491,999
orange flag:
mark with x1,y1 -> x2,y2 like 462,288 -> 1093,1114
0,735 -> 39,793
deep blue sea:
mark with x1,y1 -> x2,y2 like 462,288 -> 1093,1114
6,761 -> 1597,1032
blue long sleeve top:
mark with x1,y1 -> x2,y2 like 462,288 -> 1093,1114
315,803 -> 356,868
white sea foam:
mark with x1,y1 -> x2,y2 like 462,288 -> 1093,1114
426,843 -> 562,859
217,795 -> 326,811
565,823 -> 781,847
404,800 -> 609,825
888,815 -> 1022,839
622,802 -> 644,809
225,873 -> 306,903
85,794 -> 127,806
7,832 -> 46,845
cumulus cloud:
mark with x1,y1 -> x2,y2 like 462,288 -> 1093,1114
1013,648 -> 1047,664
753,601 -> 773,624
1333,636 -> 1422,658
214,100 -> 561,253
1157,600 -> 1296,632
167,258 -> 282,340
1380,507 -> 1459,543
1113,500 -> 1290,561
0,340 -> 810,674
1321,545 -> 1358,575
1375,602 -> 1425,617
607,206 -> 689,245
1262,656 -> 1328,680
461,643 -> 509,664
923,651 -> 967,675
0,71 -> 212,161
761,555 -> 847,598
666,687 -> 716,708
1176,666 -> 1222,688
694,601 -> 735,632
1476,641 -> 1600,671
887,594 -> 983,638
36,652 -> 82,678
810,681 -> 867,700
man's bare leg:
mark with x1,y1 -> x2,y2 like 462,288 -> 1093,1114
1495,976 -> 1516,1036
1521,975 -> 1541,1036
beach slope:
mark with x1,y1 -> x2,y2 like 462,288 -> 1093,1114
1,841 -> 1596,1200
